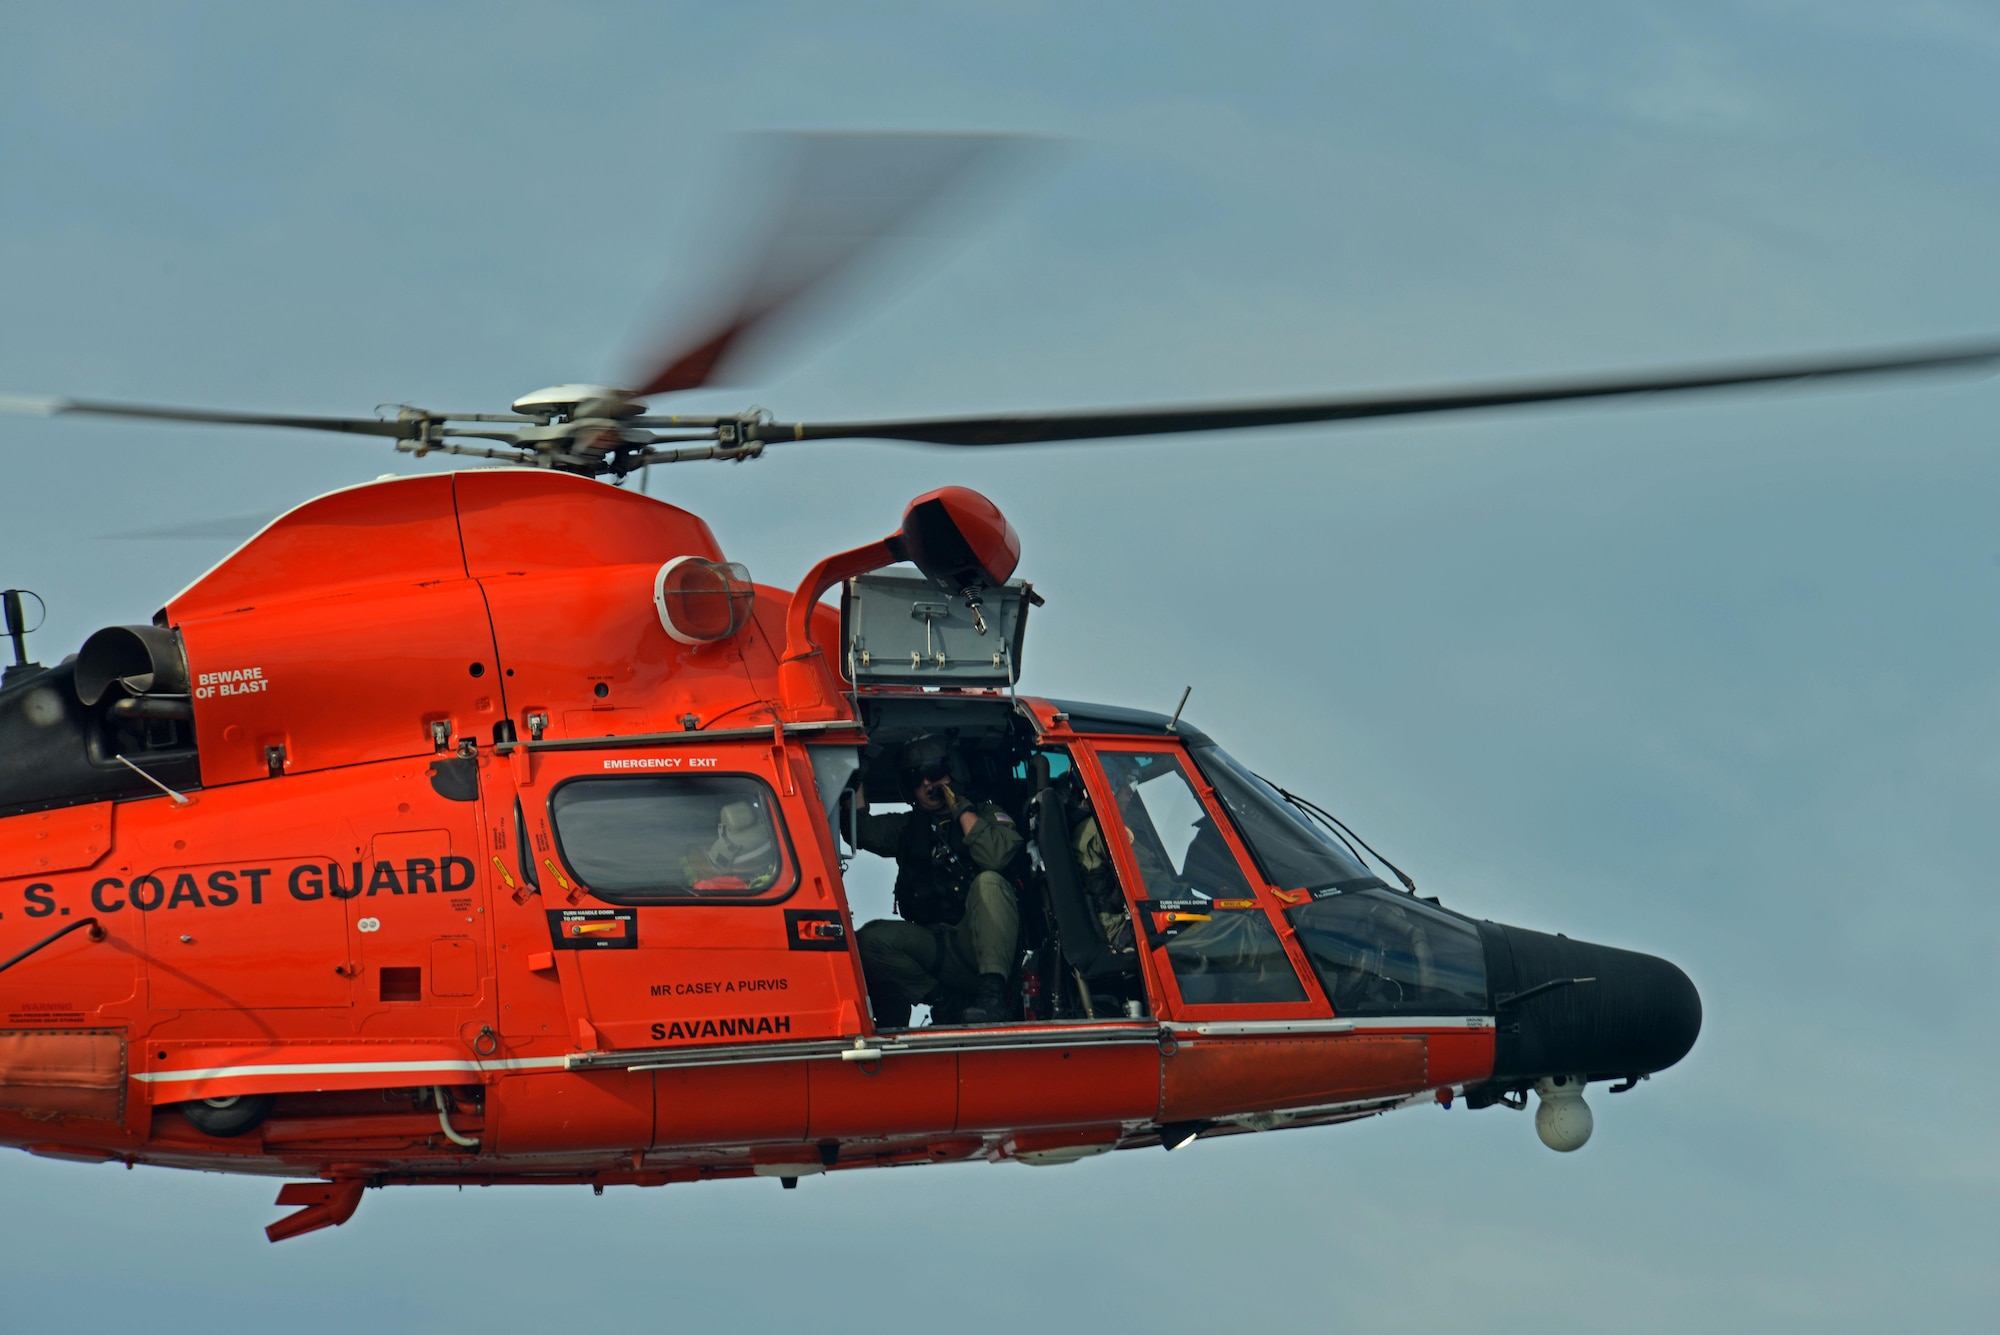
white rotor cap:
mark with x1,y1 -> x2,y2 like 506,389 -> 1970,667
511,384 -> 631,416
1533,1075 -> 1593,1152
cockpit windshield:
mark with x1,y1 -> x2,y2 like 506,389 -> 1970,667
1188,745 -> 1369,892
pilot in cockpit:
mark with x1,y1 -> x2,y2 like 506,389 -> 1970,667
1068,781 -> 1138,954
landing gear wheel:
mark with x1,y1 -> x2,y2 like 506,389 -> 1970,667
181,1093 -> 275,1138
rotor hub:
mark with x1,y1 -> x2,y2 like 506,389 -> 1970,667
510,384 -> 642,421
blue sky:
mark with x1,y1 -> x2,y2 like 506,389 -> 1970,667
3,4 -> 1998,1332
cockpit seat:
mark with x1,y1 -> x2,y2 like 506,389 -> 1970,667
1033,787 -> 1138,984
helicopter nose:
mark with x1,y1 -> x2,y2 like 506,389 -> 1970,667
1481,922 -> 1702,1084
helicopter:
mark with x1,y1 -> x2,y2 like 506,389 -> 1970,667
0,134 -> 1990,1243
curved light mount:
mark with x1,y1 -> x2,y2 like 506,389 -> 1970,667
779,487 -> 1020,718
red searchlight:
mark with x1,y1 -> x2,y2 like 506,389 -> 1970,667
897,486 -> 1020,593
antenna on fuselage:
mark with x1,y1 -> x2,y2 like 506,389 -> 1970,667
1,588 -> 44,685
1166,685 -> 1191,733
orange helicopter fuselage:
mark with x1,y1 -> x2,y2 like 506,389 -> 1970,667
1,471 -> 1510,1239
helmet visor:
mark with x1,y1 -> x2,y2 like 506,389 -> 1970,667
904,756 -> 952,785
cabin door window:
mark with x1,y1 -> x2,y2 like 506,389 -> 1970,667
548,775 -> 795,901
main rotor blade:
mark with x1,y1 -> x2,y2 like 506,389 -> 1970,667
1,395 -> 415,439
631,132 -> 1025,398
755,341 -> 2000,447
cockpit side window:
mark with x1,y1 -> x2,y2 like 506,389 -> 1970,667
1095,750 -> 1251,901
1094,748 -> 1304,1006
549,775 -> 797,904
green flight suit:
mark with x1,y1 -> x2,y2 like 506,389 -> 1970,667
854,799 -> 1023,1012
1073,813 -> 1137,953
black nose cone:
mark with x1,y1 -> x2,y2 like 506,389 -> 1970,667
1482,921 -> 1701,1083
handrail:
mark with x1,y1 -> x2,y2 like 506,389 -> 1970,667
492,718 -> 865,756
0,917 -> 105,976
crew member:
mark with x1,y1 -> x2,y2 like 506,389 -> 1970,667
1070,783 -> 1137,953
680,798 -> 781,893
851,735 -> 1023,1026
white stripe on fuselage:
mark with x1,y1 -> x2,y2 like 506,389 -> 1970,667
133,1055 -> 568,1085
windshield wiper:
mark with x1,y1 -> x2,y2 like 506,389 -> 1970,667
1266,782 -> 1419,895
1299,875 -> 1391,895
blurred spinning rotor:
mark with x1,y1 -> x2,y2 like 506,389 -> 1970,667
5,131 -> 1998,480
